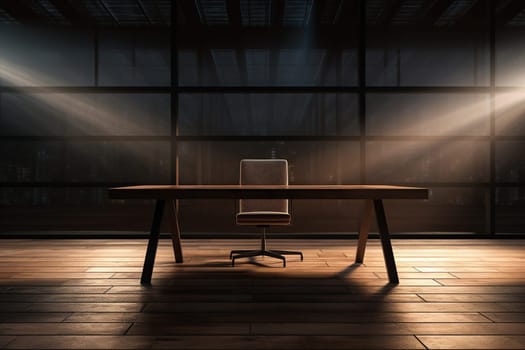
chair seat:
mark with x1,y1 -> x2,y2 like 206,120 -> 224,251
236,211 -> 291,225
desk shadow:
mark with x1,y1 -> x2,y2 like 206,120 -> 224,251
335,262 -> 363,279
0,261 -> 406,349
131,260 -> 405,345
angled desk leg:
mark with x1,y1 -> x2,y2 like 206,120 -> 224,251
355,200 -> 374,263
167,199 -> 183,263
141,200 -> 165,285
374,199 -> 399,284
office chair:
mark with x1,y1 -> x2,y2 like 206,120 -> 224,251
230,159 -> 303,267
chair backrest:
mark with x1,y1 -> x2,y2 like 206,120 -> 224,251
239,159 -> 288,214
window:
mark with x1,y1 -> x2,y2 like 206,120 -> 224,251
1,1 -> 524,235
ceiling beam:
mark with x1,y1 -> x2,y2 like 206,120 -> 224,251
271,0 -> 285,26
141,0 -> 165,25
98,0 -> 120,25
135,0 -> 152,25
334,0 -> 359,28
456,0 -> 488,27
418,0 -> 457,25
308,0 -> 323,26
377,0 -> 404,26
179,0 -> 202,26
47,0 -> 92,25
225,1 -> 246,84
0,0 -> 41,23
225,0 -> 241,26
269,0 -> 285,85
496,0 -> 525,26
177,25 -> 484,49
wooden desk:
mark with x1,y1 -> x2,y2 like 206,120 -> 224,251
109,185 -> 428,285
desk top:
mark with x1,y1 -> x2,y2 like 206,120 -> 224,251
109,185 -> 428,200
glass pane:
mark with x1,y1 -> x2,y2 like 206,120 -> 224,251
496,28 -> 525,86
366,141 -> 490,183
178,141 -> 360,185
0,142 -> 63,182
178,47 -> 357,87
367,93 -> 490,136
496,187 -> 525,234
1,187 -> 109,206
98,30 -> 170,86
386,187 -> 488,233
0,93 -> 170,136
0,187 -> 157,231
0,93 -> 68,136
495,90 -> 525,135
179,93 -> 358,136
367,31 -> 489,87
65,141 -> 170,183
0,26 -> 94,86
496,141 -> 525,182
0,141 -> 170,183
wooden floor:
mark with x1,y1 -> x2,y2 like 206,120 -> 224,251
0,238 -> 524,349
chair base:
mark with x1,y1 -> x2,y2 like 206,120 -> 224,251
230,226 -> 303,267
230,248 -> 304,267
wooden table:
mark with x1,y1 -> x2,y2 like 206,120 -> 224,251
108,185 -> 428,285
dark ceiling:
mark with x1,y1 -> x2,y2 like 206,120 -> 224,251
0,0 -> 523,27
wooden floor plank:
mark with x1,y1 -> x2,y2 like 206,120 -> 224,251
142,302 -> 525,313
7,273 -> 114,279
0,313 -> 71,323
63,311 -> 490,323
0,323 -> 130,335
435,279 -> 525,286
4,335 -> 153,349
418,293 -> 525,302
0,302 -> 143,313
417,335 -> 525,349
127,322 -> 250,335
250,322 -> 525,335
150,335 -> 425,350
0,287 -> 110,294
481,313 -> 525,322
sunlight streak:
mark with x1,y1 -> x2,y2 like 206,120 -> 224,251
0,58 -> 168,175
